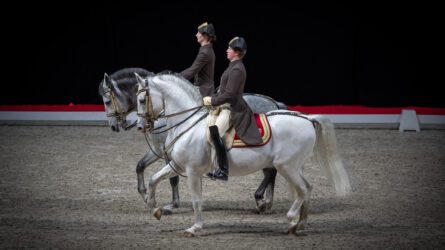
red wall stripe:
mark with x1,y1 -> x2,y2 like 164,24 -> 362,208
0,105 -> 444,115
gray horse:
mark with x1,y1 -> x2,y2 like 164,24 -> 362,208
98,68 -> 287,214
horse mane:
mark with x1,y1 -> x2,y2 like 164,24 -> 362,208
152,73 -> 202,103
155,70 -> 189,83
98,68 -> 154,96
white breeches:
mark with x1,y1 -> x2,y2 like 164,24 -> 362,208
209,104 -> 231,138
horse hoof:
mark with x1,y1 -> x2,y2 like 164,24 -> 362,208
287,226 -> 306,236
296,231 -> 307,236
263,209 -> 273,215
287,224 -> 298,235
153,208 -> 162,220
161,204 -> 175,215
297,222 -> 306,231
183,231 -> 194,238
162,208 -> 173,215
256,201 -> 267,213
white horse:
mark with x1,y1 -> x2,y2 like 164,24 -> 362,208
99,69 -> 288,214
135,73 -> 351,236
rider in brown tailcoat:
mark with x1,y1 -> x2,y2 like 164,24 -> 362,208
203,37 -> 262,181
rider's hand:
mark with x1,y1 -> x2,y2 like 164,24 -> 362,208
203,96 -> 212,106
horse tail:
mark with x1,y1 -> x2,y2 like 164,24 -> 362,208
310,115 -> 352,196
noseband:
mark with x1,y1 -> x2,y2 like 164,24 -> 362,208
104,86 -> 134,122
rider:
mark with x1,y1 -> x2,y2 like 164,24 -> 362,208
180,22 -> 216,97
203,37 -> 262,181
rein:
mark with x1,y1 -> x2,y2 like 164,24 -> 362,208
124,120 -> 138,130
162,112 -> 209,177
141,107 -> 206,163
104,87 -> 135,122
136,78 -> 205,133
151,106 -> 204,134
144,133 -> 165,159
137,78 -> 209,177
142,111 -> 208,178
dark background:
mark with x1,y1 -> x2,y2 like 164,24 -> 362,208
3,1 -> 443,107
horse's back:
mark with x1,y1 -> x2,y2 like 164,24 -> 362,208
227,111 -> 316,175
266,110 -> 316,148
243,94 -> 281,113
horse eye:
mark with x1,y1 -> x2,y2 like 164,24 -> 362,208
104,100 -> 111,105
139,99 -> 145,104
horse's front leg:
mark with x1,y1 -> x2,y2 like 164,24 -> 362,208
159,158 -> 180,215
254,167 -> 277,213
147,164 -> 178,219
136,151 -> 160,203
161,175 -> 180,215
184,173 -> 203,237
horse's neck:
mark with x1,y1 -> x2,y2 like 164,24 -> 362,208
116,82 -> 137,108
165,112 -> 207,150
165,100 -> 197,116
156,79 -> 201,118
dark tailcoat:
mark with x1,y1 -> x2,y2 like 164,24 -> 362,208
211,60 -> 262,145
180,44 -> 215,96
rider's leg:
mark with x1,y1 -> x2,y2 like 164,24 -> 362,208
207,125 -> 228,181
214,107 -> 231,137
207,108 -> 230,181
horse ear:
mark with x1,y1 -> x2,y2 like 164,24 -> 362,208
103,73 -> 111,88
134,73 -> 144,88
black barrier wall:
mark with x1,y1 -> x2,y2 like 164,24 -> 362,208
3,2 -> 442,107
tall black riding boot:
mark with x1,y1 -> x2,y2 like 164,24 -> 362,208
207,125 -> 229,181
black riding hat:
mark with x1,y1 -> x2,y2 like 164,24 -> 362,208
228,37 -> 247,54
197,22 -> 216,41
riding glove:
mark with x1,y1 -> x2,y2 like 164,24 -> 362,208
203,96 -> 212,106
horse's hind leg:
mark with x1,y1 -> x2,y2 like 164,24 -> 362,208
278,166 -> 310,235
254,168 -> 277,213
264,168 -> 277,211
296,173 -> 312,231
158,157 -> 181,215
170,176 -> 180,208
136,152 -> 156,202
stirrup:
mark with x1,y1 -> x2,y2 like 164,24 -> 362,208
206,169 -> 228,181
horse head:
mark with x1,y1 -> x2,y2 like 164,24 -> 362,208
135,72 -> 204,133
135,73 -> 164,133
99,68 -> 153,132
100,73 -> 132,132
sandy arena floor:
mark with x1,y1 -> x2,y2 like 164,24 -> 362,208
0,125 -> 444,249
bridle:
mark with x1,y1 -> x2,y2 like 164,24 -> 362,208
103,85 -> 136,129
136,79 -> 157,131
136,78 -> 208,177
136,78 -> 204,133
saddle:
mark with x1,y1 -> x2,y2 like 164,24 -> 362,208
207,113 -> 272,150
230,113 -> 272,148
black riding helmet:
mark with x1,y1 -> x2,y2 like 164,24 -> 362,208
228,36 -> 247,54
197,22 -> 216,41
